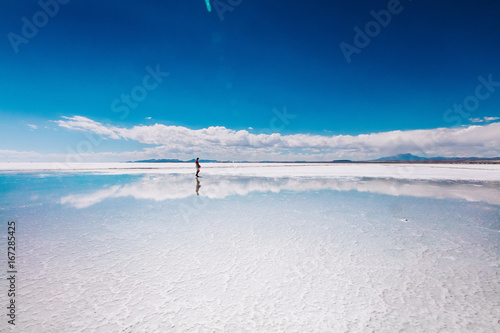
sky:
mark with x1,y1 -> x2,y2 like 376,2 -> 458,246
1,0 -> 499,162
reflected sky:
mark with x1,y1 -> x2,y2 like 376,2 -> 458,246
50,174 -> 500,209
1,173 -> 499,210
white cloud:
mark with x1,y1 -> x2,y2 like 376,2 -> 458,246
49,116 -> 500,161
4,117 -> 500,162
55,116 -> 121,139
145,117 -> 152,120
27,124 -> 38,130
469,116 -> 500,123
469,118 -> 484,123
0,148 -> 157,163
0,149 -> 45,161
484,116 -> 500,122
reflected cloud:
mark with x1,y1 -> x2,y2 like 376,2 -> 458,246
60,174 -> 500,208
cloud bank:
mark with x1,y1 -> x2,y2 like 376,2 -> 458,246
54,116 -> 500,160
2,116 -> 500,162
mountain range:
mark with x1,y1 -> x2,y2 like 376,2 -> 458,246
129,153 -> 500,164
370,153 -> 500,163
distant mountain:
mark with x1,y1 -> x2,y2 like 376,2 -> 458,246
127,155 -> 499,164
186,159 -> 221,163
129,159 -> 185,163
373,153 -> 429,162
371,153 -> 500,163
129,159 -> 221,163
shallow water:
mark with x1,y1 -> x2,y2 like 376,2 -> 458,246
1,173 -> 499,332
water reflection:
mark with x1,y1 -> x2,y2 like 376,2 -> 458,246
58,174 -> 500,209
196,177 -> 201,196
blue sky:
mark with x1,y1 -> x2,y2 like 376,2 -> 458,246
1,0 -> 500,162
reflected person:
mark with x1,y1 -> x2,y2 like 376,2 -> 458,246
196,177 -> 201,196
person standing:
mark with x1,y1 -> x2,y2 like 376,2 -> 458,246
195,157 -> 201,177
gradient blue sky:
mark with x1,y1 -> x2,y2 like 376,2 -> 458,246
1,0 -> 500,161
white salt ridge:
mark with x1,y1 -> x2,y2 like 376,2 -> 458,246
1,162 -> 500,181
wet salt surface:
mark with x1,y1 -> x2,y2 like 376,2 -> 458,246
1,173 -> 499,332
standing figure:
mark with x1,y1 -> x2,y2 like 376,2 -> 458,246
195,157 -> 201,177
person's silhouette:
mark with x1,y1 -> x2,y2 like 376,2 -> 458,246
196,178 -> 201,196
195,157 -> 201,177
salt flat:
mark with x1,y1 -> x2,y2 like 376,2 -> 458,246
0,169 -> 499,332
1,162 -> 500,181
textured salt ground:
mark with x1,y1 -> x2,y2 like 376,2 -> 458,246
1,174 -> 499,332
